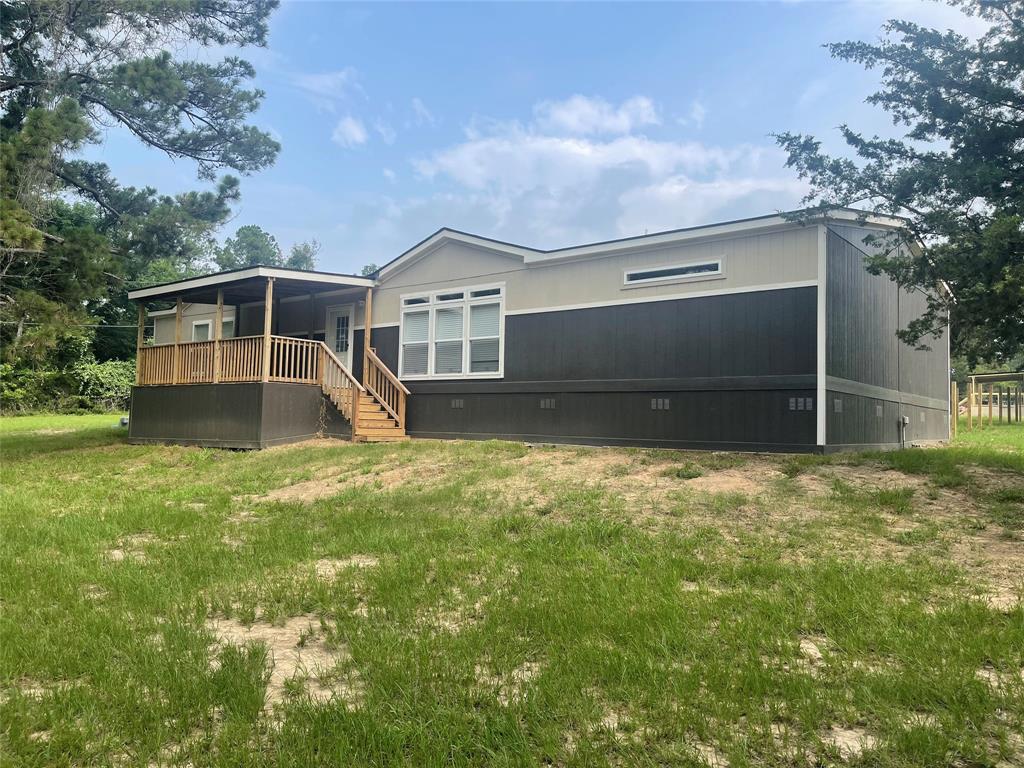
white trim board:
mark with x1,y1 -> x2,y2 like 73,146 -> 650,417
129,266 -> 374,300
376,209 -> 908,281
816,224 -> 827,447
503,279 -> 818,317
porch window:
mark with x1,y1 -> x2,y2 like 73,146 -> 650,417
192,321 -> 211,342
191,318 -> 233,342
399,284 -> 504,379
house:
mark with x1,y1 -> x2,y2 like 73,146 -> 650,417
127,208 -> 951,451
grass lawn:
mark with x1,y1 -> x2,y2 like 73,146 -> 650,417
1,415 -> 1022,767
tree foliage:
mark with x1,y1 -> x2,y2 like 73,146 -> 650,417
775,0 -> 1024,365
215,225 -> 320,270
0,0 -> 281,391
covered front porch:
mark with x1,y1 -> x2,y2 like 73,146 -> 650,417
127,266 -> 409,448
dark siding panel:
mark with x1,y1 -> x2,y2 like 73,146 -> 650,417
260,383 -> 350,444
898,287 -> 949,401
407,390 -> 817,450
826,390 -> 948,449
129,383 -> 349,449
129,383 -> 263,447
826,227 -> 949,447
503,287 -> 816,382
373,288 -> 817,450
375,289 -> 816,385
826,229 -> 899,389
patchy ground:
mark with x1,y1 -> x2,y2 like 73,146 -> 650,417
1,414 -> 1022,767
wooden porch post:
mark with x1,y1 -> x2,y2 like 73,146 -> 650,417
213,288 -> 224,384
363,286 -> 373,383
135,304 -> 146,385
172,297 -> 183,384
261,277 -> 274,382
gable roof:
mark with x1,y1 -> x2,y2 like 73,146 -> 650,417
374,207 -> 908,281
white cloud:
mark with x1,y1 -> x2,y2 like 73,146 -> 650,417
331,116 -> 368,148
309,94 -> 808,264
416,125 -> 750,194
677,99 -> 708,129
404,112 -> 805,247
290,67 -> 361,111
374,119 -> 396,145
617,175 -> 808,235
411,97 -> 436,126
533,95 -> 659,135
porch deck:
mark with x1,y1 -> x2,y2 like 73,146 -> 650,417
128,266 -> 409,447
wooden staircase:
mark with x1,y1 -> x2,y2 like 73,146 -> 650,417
354,392 -> 408,441
319,342 -> 409,442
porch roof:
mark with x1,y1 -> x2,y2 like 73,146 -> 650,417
127,265 -> 374,304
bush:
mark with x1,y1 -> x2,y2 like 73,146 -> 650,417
74,359 -> 135,410
0,359 -> 135,413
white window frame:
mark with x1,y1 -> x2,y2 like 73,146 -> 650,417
623,258 -> 724,288
398,282 -> 505,380
191,316 -> 234,341
191,320 -> 212,342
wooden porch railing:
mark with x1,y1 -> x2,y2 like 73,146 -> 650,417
220,336 -> 263,382
137,336 -> 373,426
269,336 -> 321,384
364,346 -> 410,429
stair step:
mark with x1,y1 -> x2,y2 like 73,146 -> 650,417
358,411 -> 391,421
357,425 -> 406,436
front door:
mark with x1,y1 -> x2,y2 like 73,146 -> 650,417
325,305 -> 354,369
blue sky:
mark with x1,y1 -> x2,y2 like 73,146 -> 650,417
87,1 -> 988,274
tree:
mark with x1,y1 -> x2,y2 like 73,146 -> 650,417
774,0 -> 1024,366
216,224 -> 281,270
360,263 -> 380,277
215,227 -> 320,270
286,240 -> 320,271
0,0 -> 281,374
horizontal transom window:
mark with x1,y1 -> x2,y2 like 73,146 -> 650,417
399,284 -> 504,379
624,259 -> 723,286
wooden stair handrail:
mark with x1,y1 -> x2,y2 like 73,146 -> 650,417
321,344 -> 365,393
363,346 -> 408,428
366,347 -> 410,394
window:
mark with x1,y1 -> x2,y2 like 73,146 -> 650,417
624,259 -> 723,286
399,284 -> 504,379
334,313 -> 350,354
192,321 -> 211,342
192,317 -> 234,341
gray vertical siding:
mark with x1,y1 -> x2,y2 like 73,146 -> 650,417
370,287 -> 820,451
825,226 -> 949,447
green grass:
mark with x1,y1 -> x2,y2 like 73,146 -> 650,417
2,416 -> 1023,767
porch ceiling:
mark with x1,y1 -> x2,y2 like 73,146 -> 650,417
128,266 -> 374,305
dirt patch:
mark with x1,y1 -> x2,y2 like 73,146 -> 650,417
314,555 -> 379,580
474,658 -> 543,706
250,459 -> 442,504
206,614 -> 362,710
797,466 -> 927,496
684,467 -> 783,496
82,584 -> 107,601
820,725 -> 877,759
693,741 -> 729,768
484,446 -> 782,522
106,533 -> 157,563
976,666 -> 1023,692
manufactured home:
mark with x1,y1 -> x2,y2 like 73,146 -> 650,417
126,209 -> 950,451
